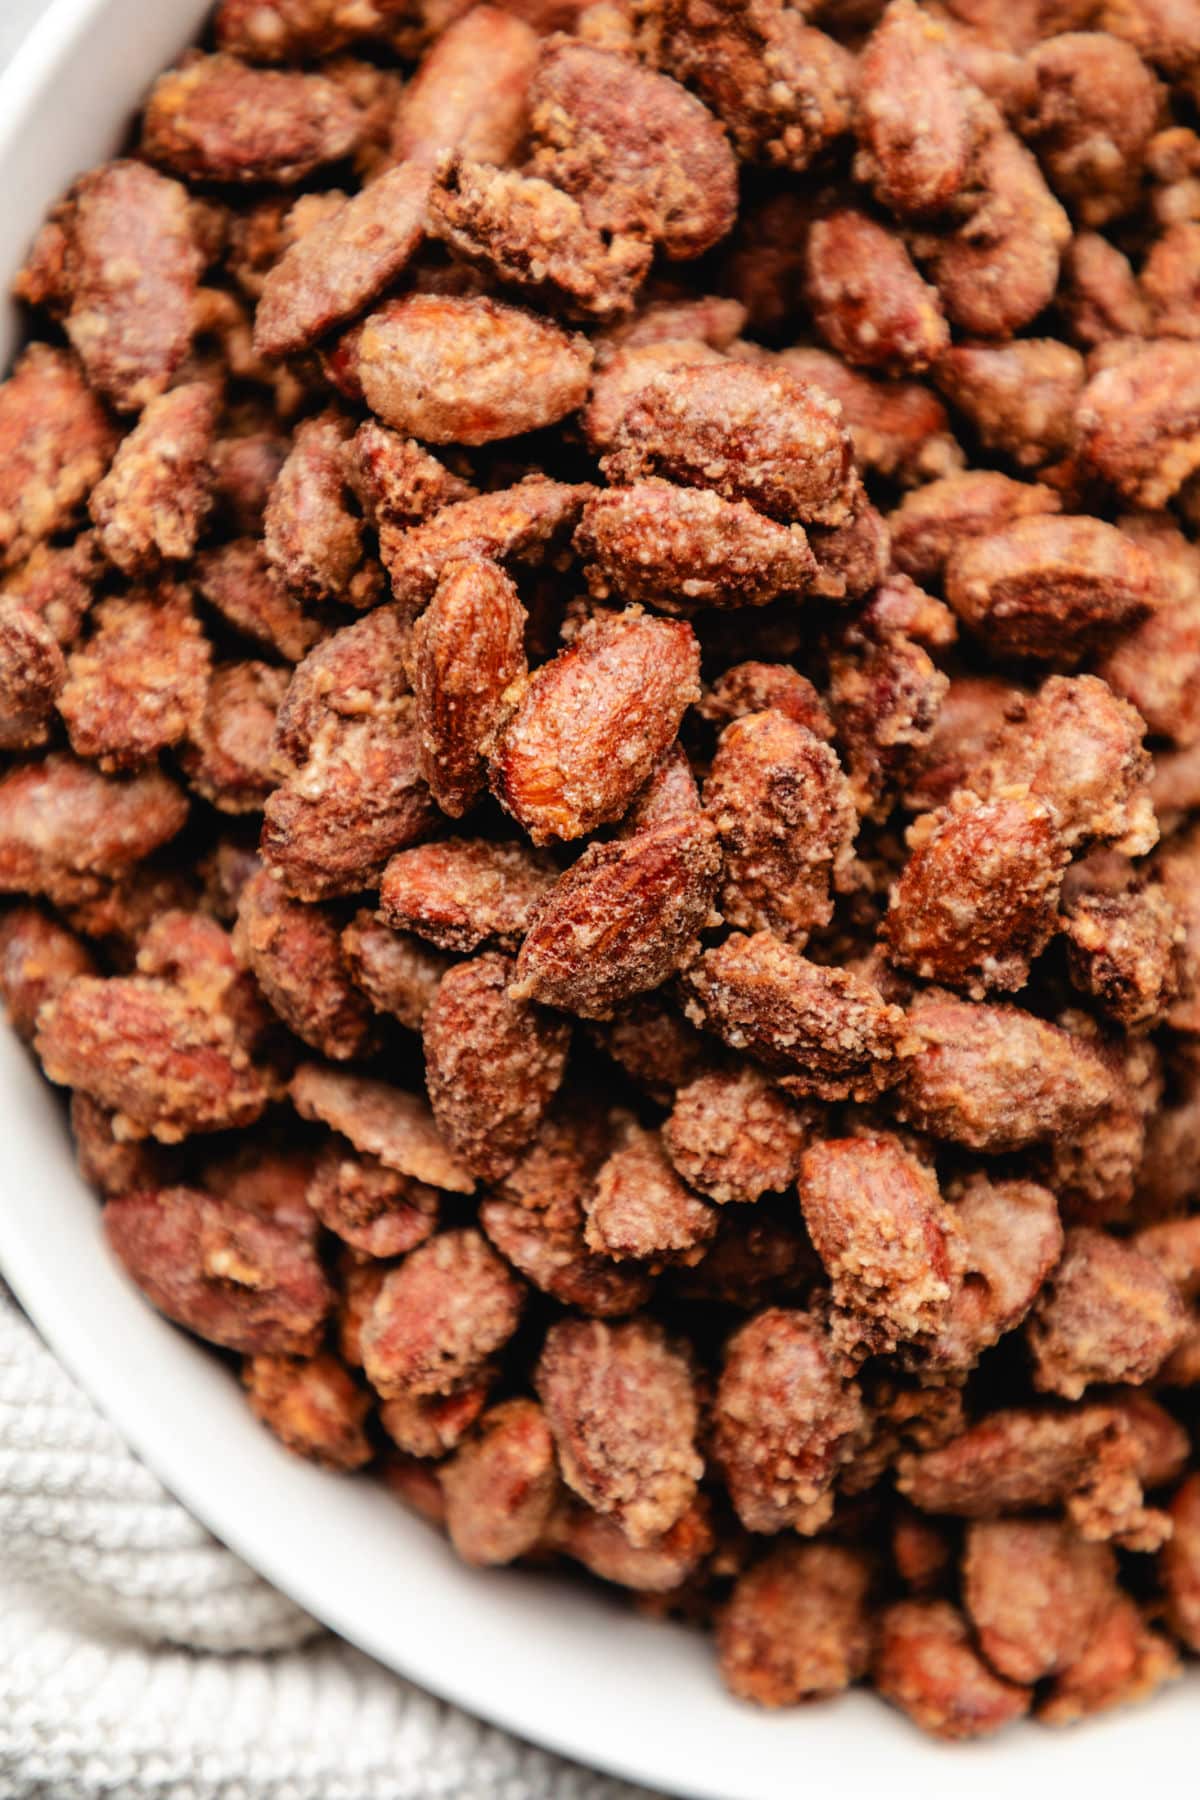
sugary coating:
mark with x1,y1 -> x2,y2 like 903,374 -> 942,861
535,1316 -> 701,1546
1064,889 -> 1182,1031
777,348 -> 962,489
305,1141 -> 439,1258
351,294 -> 593,445
711,1307 -> 863,1534
233,867 -> 376,1060
1095,524 -> 1200,745
135,908 -> 274,1059
15,160 -> 202,412
855,0 -> 979,216
1038,1594 -> 1180,1725
966,675 -> 1157,856
619,741 -> 703,835
380,838 -> 555,954
702,711 -> 856,948
1076,339 -> 1200,508
271,603 -> 411,772
663,1067 -> 810,1205
799,1136 -> 963,1358
481,1183 -> 656,1318
36,975 -> 268,1142
1018,31 -> 1160,226
717,1542 -> 873,1707
429,158 -> 652,321
490,609 -> 700,843
698,662 -> 834,740
921,1173 -> 1063,1373
194,540 -> 324,664
575,480 -> 817,613
1161,1474 -> 1200,1651
828,633 -> 948,820
0,905 -> 96,1041
380,479 -> 591,612
264,411 -> 372,608
794,480 -> 892,607
0,601 -> 66,750
945,515 -> 1157,663
408,556 -> 527,817
346,421 -> 476,531
290,1062 -> 476,1193
88,382 -> 215,578
199,1137 -> 320,1240
1141,221 -> 1200,340
361,1228 -> 524,1398
901,675 -> 1022,813
874,1600 -> 1032,1741
683,931 -> 913,1104
440,1399 -> 559,1566
244,1351 -> 372,1469
0,345 -> 116,571
884,794 -> 1067,996
422,951 -> 570,1180
390,5 -> 539,167
70,1091 -> 171,1197
584,341 -> 726,453
527,36 -> 738,261
1057,230 -> 1149,347
549,1494 -> 715,1594
804,210 -> 949,375
0,534 -> 101,649
511,815 -> 721,1019
105,1187 -> 331,1354
58,587 -> 211,773
379,1380 -> 491,1460
1026,1226 -> 1187,1399
181,661 -> 290,815
141,53 -> 365,184
963,1519 -> 1117,1686
889,470 -> 1061,585
584,1121 -> 717,1265
602,359 -> 854,527
934,339 -> 1084,470
254,161 -> 431,359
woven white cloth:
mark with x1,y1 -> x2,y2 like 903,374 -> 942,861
0,1285 -> 652,1800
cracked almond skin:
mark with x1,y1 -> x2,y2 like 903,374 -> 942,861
1026,1227 -> 1188,1400
718,1541 -> 873,1707
254,160 -> 431,359
527,36 -> 738,261
490,609 -> 700,844
575,480 -> 816,613
511,815 -> 721,1021
702,710 -> 857,949
602,359 -> 854,527
422,952 -> 570,1182
140,53 -> 364,185
105,1187 -> 332,1356
409,556 -> 527,818
711,1307 -> 863,1535
663,1067 -> 810,1205
0,754 -> 188,908
440,1399 -> 560,1567
874,1600 -> 1032,1741
536,1316 -> 702,1548
0,346 -> 116,571
289,1062 -> 475,1193
233,866 -> 376,1062
884,794 -> 1068,996
380,838 -> 556,954
683,931 -> 912,1104
352,294 -> 593,446
361,1228 -> 525,1399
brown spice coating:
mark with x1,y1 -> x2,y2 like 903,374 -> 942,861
362,1227 -> 525,1398
620,741 -> 703,836
584,341 -> 726,454
922,1173 -> 1063,1373
141,53 -> 364,185
712,1307 -> 863,1534
884,794 -> 1067,996
584,1122 -> 717,1265
1077,339 -> 1200,508
718,1541 -> 873,1707
0,905 -> 96,1041
945,515 -> 1157,664
512,815 -> 721,1020
1141,220 -> 1200,339
306,1141 -> 439,1258
422,951 -> 570,1180
0,345 -> 116,572
352,294 -> 593,446
1038,1594 -> 1180,1724
935,339 -> 1085,470
381,479 -> 591,612
828,634 -> 948,821
702,711 -> 856,948
181,661 -> 290,815
778,347 -> 962,489
962,1519 -> 1118,1685
409,556 -> 527,817
967,675 -> 1157,856
527,37 -> 737,261
1064,889 -> 1182,1031
698,663 -> 834,741
602,359 -> 854,528
1026,1226 -> 1187,1399
233,867 -> 376,1061
856,0 -> 978,217
804,210 -> 949,375
89,383 -> 215,579
874,1600 -> 1032,1741
683,931 -> 913,1104
576,480 -> 816,614
271,603 -> 411,773
346,421 -> 476,532
481,1184 -> 655,1318
390,5 -> 539,167
663,1067 -> 810,1205
1018,32 -> 1160,226
896,992 -> 1118,1153
0,534 -> 100,650
105,1187 -> 331,1354
379,1380 -> 491,1460
194,540 -> 324,664
440,1399 -> 559,1566
244,1351 -> 372,1469
1162,1473 -> 1200,1651
0,755 -> 187,910
16,160 -> 201,412
0,601 -> 67,750
70,1092 -> 170,1197
381,838 -> 555,954
290,1061 -> 475,1192
254,161 -> 431,360
889,470 -> 1061,586
58,587 -> 210,773
536,1315 -> 701,1547
490,609 -> 700,843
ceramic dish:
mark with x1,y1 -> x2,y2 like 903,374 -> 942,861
0,3 -> 1194,1795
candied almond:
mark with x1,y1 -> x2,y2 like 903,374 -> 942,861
1026,1226 -> 1188,1400
0,754 -> 187,909
0,345 -> 116,572
804,210 -> 949,375
718,1541 -> 873,1708
390,5 -> 539,167
362,1227 -> 525,1399
290,1061 -> 475,1193
874,1600 -> 1032,1741
141,53 -> 364,185
663,1067 -> 810,1206
440,1399 -> 559,1566
584,1121 -> 717,1266
381,479 -> 591,613
381,837 -> 555,954
244,1351 -> 372,1470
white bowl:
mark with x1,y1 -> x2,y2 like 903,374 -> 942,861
0,5 -> 1194,1794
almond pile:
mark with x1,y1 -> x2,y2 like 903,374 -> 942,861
2,0 -> 1200,1741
